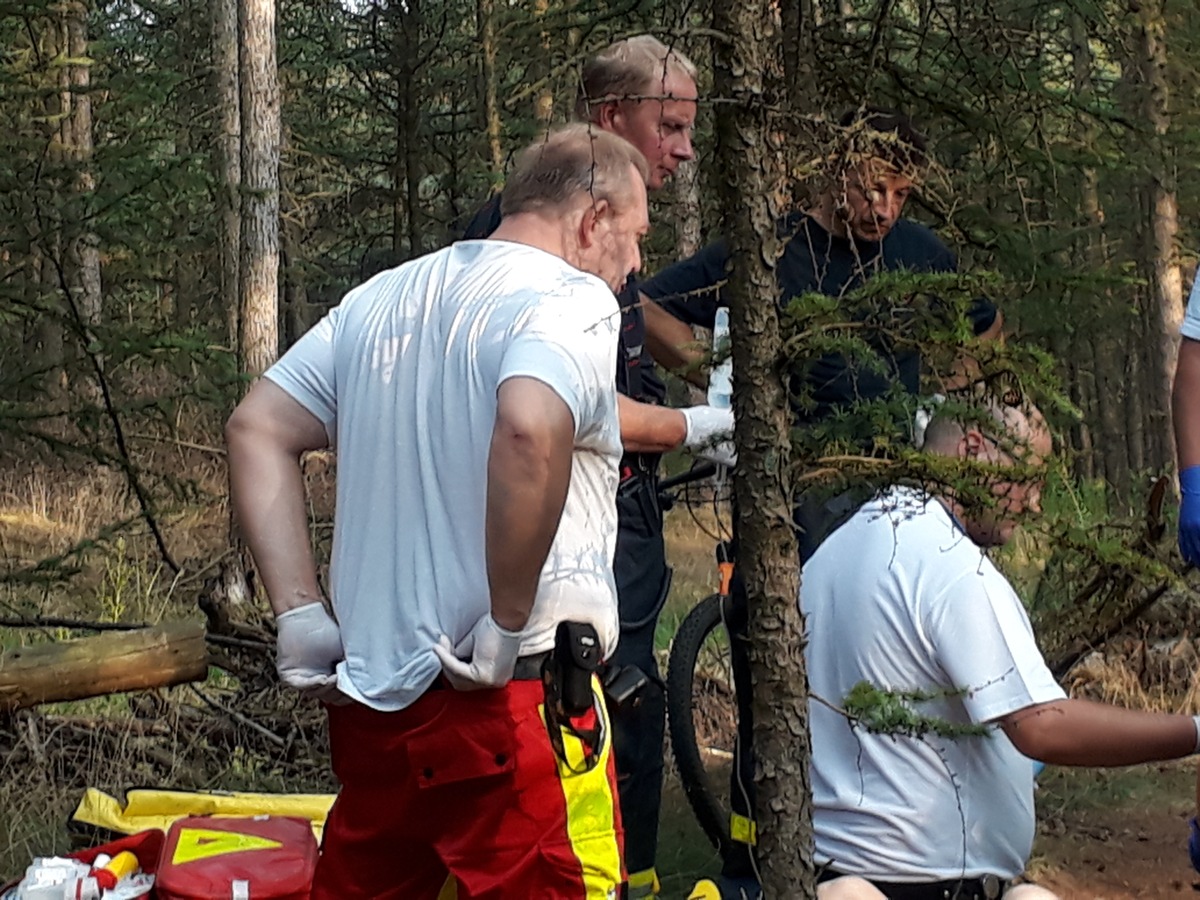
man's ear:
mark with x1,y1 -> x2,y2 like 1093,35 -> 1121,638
576,199 -> 610,250
596,102 -> 621,131
961,428 -> 986,458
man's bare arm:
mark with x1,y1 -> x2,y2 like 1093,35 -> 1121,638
487,377 -> 575,631
226,379 -> 330,616
999,698 -> 1196,767
1174,337 -> 1200,469
642,295 -> 708,387
618,394 -> 687,452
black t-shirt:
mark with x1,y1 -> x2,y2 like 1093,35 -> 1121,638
461,195 -> 666,406
641,212 -> 997,421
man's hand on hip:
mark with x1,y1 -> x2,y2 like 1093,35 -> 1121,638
1180,466 -> 1200,567
434,614 -> 522,690
275,601 -> 345,702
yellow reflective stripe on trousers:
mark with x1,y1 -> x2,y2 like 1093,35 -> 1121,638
549,677 -> 622,900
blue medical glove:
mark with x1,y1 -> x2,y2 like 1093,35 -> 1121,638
1180,466 -> 1200,567
1189,817 -> 1200,874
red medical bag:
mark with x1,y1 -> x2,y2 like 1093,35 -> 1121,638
155,816 -> 317,900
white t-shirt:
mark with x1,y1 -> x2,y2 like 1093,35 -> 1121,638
266,240 -> 622,711
1184,274 -> 1200,340
802,486 -> 1066,881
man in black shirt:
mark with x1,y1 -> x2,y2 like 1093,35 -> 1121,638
643,111 -> 1000,412
641,108 -> 1001,900
463,36 -> 733,900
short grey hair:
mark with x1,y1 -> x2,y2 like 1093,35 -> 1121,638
574,35 -> 698,122
500,124 -> 650,217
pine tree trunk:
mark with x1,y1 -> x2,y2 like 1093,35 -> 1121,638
673,159 -> 702,259
477,0 -> 503,173
533,0 -> 554,124
32,13 -> 65,396
1095,334 -> 1130,502
238,0 -> 280,378
1069,10 -> 1103,484
280,130 -> 309,345
1132,0 -> 1181,471
391,1 -> 423,257
213,0 -> 241,351
63,1 -> 101,330
712,1 -> 812,893
172,0 -> 206,328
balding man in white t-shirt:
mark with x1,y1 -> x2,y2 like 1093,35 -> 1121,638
226,125 -> 650,899
804,400 -> 1200,900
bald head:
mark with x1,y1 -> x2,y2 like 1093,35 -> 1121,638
924,397 -> 1052,547
923,398 -> 1051,464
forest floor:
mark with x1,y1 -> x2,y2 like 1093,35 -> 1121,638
651,758 -> 1199,898
2,463 -> 1199,897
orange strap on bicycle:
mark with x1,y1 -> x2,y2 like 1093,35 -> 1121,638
718,561 -> 734,597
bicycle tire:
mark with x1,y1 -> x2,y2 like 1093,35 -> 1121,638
666,592 -> 737,856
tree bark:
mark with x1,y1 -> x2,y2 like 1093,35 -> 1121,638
238,0 -> 280,378
390,0 -> 423,258
533,0 -> 554,125
1132,0 -> 1181,471
1069,10 -> 1104,484
0,624 -> 209,712
673,159 -> 702,259
712,1 -> 812,893
477,0 -> 503,174
213,0 -> 241,351
63,0 -> 101,330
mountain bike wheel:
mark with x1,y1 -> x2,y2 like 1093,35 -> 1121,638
666,592 -> 738,856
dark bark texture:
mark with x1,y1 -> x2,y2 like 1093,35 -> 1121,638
711,1 -> 813,894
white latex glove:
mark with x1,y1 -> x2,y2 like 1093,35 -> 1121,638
680,405 -> 735,452
275,602 -> 345,702
432,614 -> 523,690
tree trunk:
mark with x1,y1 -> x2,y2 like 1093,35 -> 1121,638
1069,10 -> 1103,484
280,129 -> 309,345
533,0 -> 554,125
31,11 -> 66,397
0,624 -> 209,712
213,0 -> 241,351
477,0 -> 503,173
63,1 -> 101,330
673,159 -> 702,259
391,0 -> 423,258
712,0 -> 812,894
1132,0 -> 1181,471
238,0 -> 280,378
1095,334 -> 1130,502
172,0 -> 207,328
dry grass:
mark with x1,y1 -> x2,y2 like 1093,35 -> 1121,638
1,463 -> 1196,889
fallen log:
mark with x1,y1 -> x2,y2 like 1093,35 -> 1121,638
0,623 -> 209,712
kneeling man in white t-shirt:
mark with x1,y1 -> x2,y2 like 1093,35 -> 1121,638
803,398 -> 1200,900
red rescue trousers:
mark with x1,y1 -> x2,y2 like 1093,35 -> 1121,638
312,676 -> 625,899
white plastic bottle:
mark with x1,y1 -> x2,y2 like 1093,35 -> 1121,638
707,307 -> 733,410
15,859 -> 101,900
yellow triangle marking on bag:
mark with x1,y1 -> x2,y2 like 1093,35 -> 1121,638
172,827 -> 283,864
